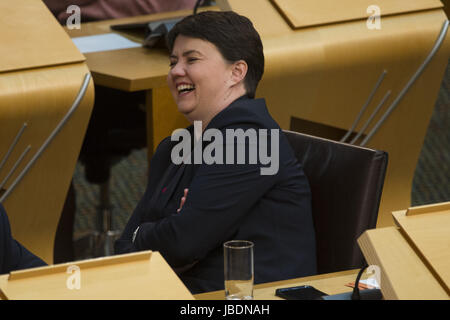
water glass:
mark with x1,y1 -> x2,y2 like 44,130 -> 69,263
223,240 -> 254,300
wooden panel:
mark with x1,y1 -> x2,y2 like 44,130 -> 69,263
392,202 -> 450,293
0,63 -> 94,264
270,0 -> 443,29
82,48 -> 170,91
0,0 -> 85,73
0,275 -> 7,300
405,201 -> 450,216
218,1 -> 450,228
0,251 -> 194,300
443,0 -> 450,18
217,0 -> 291,37
358,227 -> 448,299
151,86 -> 190,151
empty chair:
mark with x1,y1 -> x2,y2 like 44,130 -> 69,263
283,130 -> 388,274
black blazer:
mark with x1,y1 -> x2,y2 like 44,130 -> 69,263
115,97 -> 317,293
0,204 -> 47,275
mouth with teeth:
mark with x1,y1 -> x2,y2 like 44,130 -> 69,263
177,83 -> 196,95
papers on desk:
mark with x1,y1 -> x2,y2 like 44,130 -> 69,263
345,278 -> 380,290
72,33 -> 141,54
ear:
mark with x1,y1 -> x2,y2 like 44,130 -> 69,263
229,60 -> 248,87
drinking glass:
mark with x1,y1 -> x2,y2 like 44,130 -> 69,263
223,240 -> 254,300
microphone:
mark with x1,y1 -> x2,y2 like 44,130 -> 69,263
144,0 -> 213,48
143,18 -> 182,48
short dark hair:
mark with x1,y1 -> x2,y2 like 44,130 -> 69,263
167,11 -> 264,98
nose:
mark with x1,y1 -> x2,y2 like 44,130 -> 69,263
169,61 -> 186,78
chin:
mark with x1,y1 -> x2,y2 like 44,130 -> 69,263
177,103 -> 195,116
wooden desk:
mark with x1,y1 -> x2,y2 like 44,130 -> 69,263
1,0 -> 94,264
0,251 -> 194,300
358,202 -> 450,300
1,267 -> 358,300
194,269 -> 359,300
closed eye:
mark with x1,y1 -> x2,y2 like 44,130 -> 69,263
169,54 -> 178,68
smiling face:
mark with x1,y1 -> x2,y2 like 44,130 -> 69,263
167,35 -> 247,128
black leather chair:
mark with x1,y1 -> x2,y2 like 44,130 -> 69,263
283,130 -> 388,274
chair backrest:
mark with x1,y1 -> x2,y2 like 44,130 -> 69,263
283,130 -> 388,274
